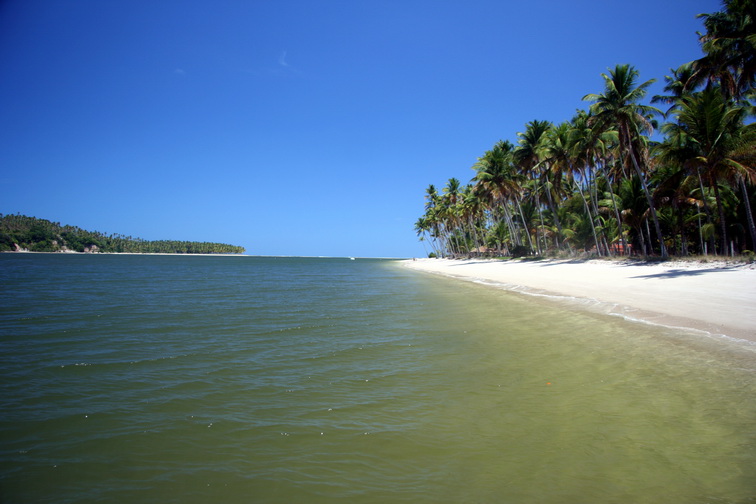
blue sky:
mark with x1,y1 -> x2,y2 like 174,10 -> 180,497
0,0 -> 720,257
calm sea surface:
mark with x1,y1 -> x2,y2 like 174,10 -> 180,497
1,254 -> 754,503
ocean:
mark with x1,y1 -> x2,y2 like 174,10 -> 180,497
1,254 -> 754,503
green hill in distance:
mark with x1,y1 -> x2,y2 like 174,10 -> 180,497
0,214 -> 245,254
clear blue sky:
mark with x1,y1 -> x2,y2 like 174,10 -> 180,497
0,0 -> 720,257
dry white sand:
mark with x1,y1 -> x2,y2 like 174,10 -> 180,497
403,258 -> 756,344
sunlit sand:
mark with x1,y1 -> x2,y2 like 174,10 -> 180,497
403,258 -> 756,344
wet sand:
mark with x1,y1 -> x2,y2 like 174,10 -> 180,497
403,258 -> 756,344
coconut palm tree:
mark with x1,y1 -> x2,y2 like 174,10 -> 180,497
422,185 -> 445,256
539,121 -> 581,251
554,118 -> 602,254
569,110 -> 622,255
583,64 -> 668,258
472,140 -> 533,252
691,0 -> 756,101
439,178 -> 463,256
514,120 -> 554,251
652,62 -> 698,115
655,114 -> 720,255
663,86 -> 756,253
458,184 -> 487,255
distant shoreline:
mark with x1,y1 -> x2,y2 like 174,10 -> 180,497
402,257 -> 756,345
0,250 -> 247,257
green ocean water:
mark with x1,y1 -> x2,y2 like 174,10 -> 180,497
0,254 -> 754,503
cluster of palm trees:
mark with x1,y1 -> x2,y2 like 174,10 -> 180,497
415,0 -> 755,259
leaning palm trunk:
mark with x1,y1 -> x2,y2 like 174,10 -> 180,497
739,176 -> 756,251
501,204 -> 521,247
440,224 -> 453,258
467,215 -> 484,256
600,157 -> 627,256
675,203 -> 689,256
609,189 -> 626,255
635,219 -> 648,255
645,218 -> 654,256
490,201 -> 509,255
542,178 -> 564,250
575,177 -> 602,255
514,195 -> 534,252
536,202 -> 546,255
587,164 -> 609,254
623,130 -> 668,258
712,179 -> 728,255
696,169 -> 717,255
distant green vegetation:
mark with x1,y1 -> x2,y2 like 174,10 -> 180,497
0,214 -> 246,254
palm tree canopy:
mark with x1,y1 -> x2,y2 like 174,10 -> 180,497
692,0 -> 756,100
472,140 -> 520,203
514,120 -> 552,177
582,64 -> 662,139
669,86 -> 756,183
652,62 -> 698,115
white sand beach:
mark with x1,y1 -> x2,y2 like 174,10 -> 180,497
403,258 -> 756,344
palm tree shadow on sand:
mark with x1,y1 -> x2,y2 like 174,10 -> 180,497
630,266 -> 740,279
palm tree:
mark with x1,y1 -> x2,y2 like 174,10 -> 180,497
459,183 -> 487,255
539,121 -> 579,251
655,115 -> 719,255
583,64 -> 668,258
652,62 -> 698,115
569,110 -> 622,255
514,120 -> 553,252
414,217 -> 432,257
651,160 -> 708,256
472,141 -> 533,252
619,174 -> 655,255
422,185 -> 445,257
440,178 -> 463,256
664,86 -> 756,253
691,0 -> 756,101
550,118 -> 601,254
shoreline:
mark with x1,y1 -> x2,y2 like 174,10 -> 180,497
402,258 -> 756,345
0,250 -> 247,257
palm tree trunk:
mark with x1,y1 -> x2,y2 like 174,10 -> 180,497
712,178 -> 728,255
603,161 -> 627,255
677,205 -> 689,256
696,169 -> 717,255
600,156 -> 627,255
502,205 -> 521,246
536,202 -> 546,255
624,131 -> 667,258
542,178 -> 563,249
575,177 -> 602,255
738,175 -> 756,251
587,163 -> 608,255
514,195 -> 534,252
637,221 -> 648,256
645,218 -> 654,256
697,205 -> 705,254
468,215 -> 483,257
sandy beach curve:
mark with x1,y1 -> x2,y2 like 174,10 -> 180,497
403,258 -> 756,344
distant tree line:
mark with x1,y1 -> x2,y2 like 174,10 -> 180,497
0,214 -> 246,254
416,0 -> 755,259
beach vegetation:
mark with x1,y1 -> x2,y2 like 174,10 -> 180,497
0,214 -> 246,254
416,0 -> 755,260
